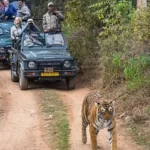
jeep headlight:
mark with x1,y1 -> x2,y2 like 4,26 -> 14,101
64,61 -> 71,68
0,48 -> 5,53
28,61 -> 35,68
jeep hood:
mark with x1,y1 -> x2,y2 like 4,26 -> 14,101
21,50 -> 72,60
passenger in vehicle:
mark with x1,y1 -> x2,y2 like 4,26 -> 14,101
0,1 -> 3,16
11,17 -> 23,47
17,0 -> 31,20
10,17 -> 23,66
43,2 -> 65,32
0,0 -> 16,19
21,19 -> 40,33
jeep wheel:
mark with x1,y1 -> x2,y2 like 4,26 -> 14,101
11,65 -> 19,82
19,68 -> 28,90
66,77 -> 76,90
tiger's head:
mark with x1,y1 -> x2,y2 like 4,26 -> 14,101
96,101 -> 115,122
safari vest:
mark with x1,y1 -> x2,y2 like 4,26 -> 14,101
43,12 -> 59,30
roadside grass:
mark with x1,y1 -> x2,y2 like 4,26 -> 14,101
130,106 -> 150,150
121,94 -> 150,150
126,95 -> 150,150
39,90 -> 70,150
129,123 -> 150,150
113,88 -> 150,150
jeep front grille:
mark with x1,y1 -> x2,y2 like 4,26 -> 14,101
38,61 -> 62,70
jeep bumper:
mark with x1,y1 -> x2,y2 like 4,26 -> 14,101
23,69 -> 77,80
0,54 -> 9,61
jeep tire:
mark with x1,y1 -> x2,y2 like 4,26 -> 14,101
66,77 -> 76,90
19,68 -> 28,90
11,65 -> 19,82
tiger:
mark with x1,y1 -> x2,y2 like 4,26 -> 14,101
81,91 -> 117,150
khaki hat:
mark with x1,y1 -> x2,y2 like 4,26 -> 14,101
27,19 -> 34,23
48,2 -> 54,6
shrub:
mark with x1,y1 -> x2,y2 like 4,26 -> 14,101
124,55 -> 150,90
67,28 -> 100,79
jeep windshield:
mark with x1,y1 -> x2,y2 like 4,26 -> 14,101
23,32 -> 65,48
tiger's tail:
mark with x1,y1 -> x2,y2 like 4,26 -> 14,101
81,96 -> 89,144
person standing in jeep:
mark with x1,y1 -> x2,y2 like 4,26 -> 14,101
17,0 -> 31,20
43,2 -> 65,32
21,19 -> 40,33
11,17 -> 23,44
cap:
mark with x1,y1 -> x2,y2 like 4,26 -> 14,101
27,19 -> 34,23
48,2 -> 54,6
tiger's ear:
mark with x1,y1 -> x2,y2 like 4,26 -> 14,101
95,101 -> 100,107
110,100 -> 115,106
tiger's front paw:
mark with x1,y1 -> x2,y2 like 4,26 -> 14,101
97,145 -> 101,149
90,145 -> 101,150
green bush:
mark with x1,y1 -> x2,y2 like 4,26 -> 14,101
124,55 -> 150,90
96,4 -> 150,91
102,53 -> 150,90
64,0 -> 150,92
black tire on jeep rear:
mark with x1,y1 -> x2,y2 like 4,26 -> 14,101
19,68 -> 28,90
66,77 -> 76,90
11,65 -> 19,82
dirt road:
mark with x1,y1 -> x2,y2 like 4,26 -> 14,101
60,88 -> 144,150
0,70 -> 49,150
0,70 -> 144,150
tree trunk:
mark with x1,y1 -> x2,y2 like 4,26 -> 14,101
137,0 -> 147,8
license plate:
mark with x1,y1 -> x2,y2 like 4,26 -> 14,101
44,67 -> 53,72
41,72 -> 59,76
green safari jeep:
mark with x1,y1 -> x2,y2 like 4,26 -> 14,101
9,31 -> 77,90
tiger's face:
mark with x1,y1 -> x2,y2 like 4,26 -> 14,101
97,101 -> 115,122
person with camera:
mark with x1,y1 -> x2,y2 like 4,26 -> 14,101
21,18 -> 40,33
17,0 -> 31,20
43,2 -> 64,32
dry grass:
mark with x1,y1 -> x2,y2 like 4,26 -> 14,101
115,89 -> 150,149
92,79 -> 150,149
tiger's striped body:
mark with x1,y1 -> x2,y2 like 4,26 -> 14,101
81,91 -> 117,150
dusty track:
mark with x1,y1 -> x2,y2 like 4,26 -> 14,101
60,88 -> 144,150
0,70 -> 144,150
0,70 -> 49,150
